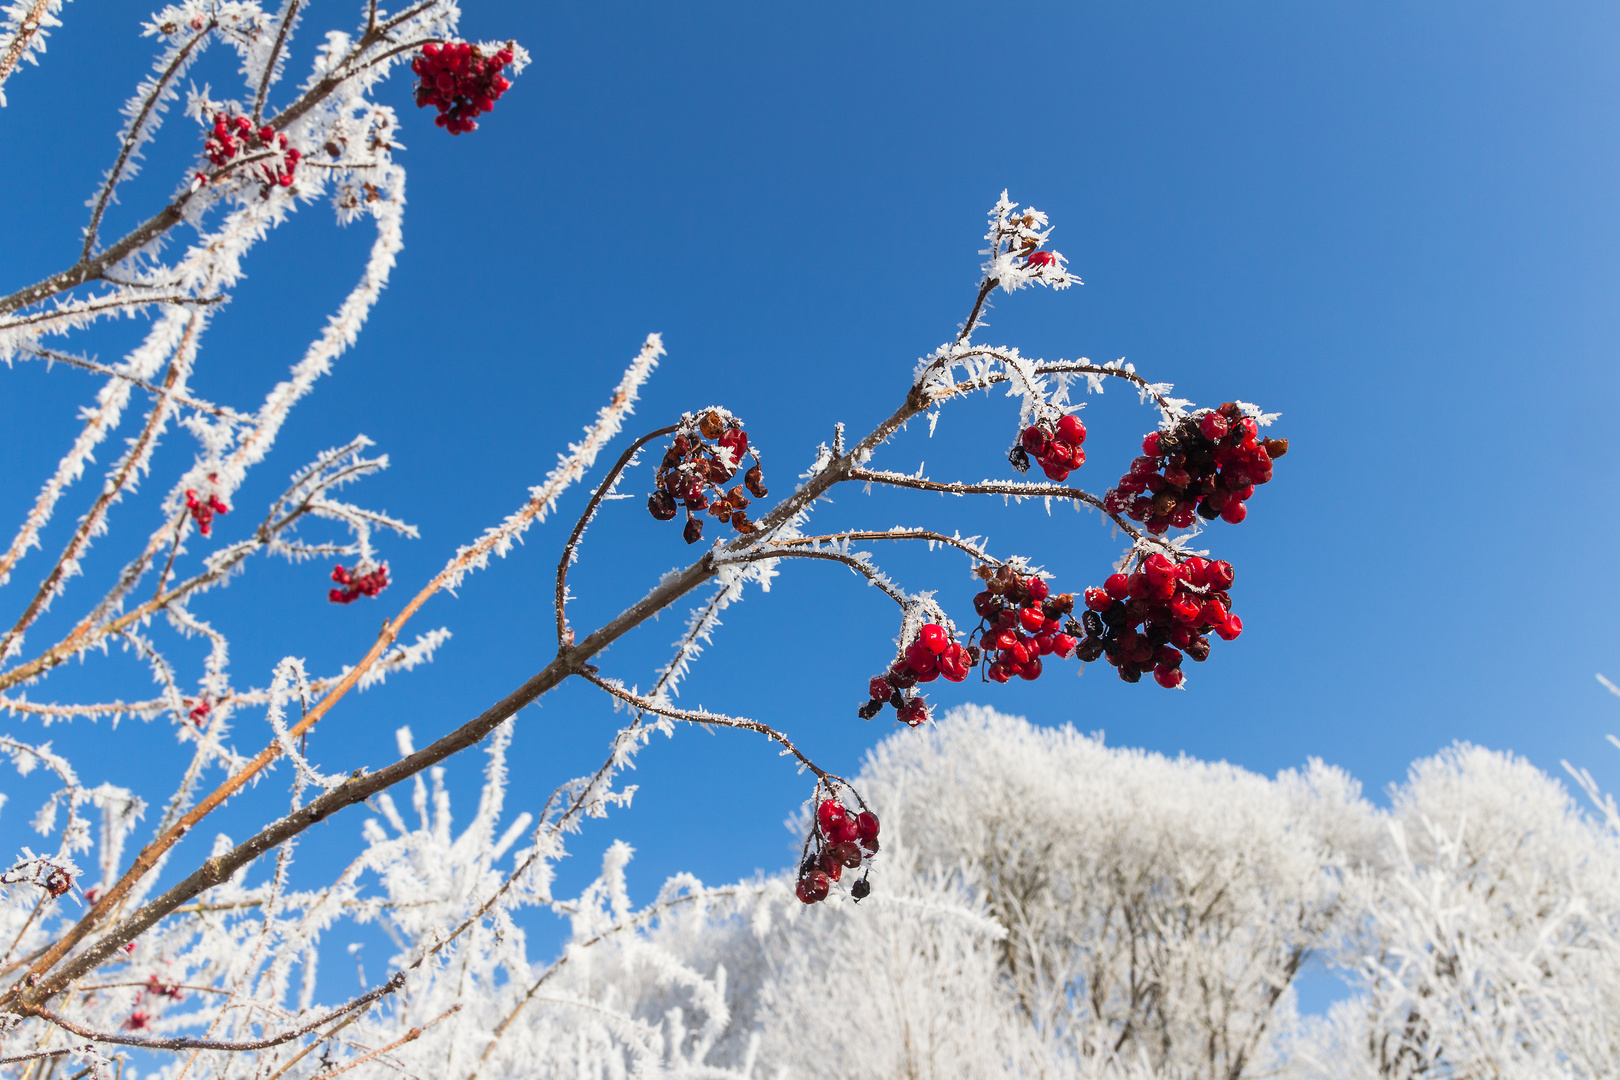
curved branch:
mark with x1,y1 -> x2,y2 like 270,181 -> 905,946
555,424 -> 677,646
726,546 -> 909,607
580,670 -> 840,783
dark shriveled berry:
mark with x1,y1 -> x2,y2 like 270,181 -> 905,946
851,878 -> 872,900
648,491 -> 678,520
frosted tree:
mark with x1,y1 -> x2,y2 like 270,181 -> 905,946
0,3 -> 1296,1076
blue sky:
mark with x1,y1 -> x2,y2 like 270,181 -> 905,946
2,0 -> 1619,996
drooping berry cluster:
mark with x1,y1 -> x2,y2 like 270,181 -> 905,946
1073,553 -> 1240,687
329,563 -> 389,604
648,411 -> 767,545
859,622 -> 969,725
1102,403 -> 1288,535
971,566 -> 1077,683
202,112 -> 301,190
185,484 -> 229,536
1008,414 -> 1087,482
796,798 -> 880,904
410,41 -> 515,135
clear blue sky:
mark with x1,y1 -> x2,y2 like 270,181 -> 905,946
2,0 -> 1619,987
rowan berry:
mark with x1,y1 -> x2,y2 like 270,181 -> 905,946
411,41 -> 517,134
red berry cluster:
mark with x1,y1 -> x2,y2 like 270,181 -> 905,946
1074,554 -> 1241,687
411,41 -> 515,135
648,411 -> 767,545
1102,404 -> 1288,534
971,566 -> 1077,683
1008,414 -> 1087,481
859,622 -> 970,725
329,563 -> 389,604
203,112 -> 301,190
185,482 -> 229,536
796,798 -> 880,904
186,698 -> 210,726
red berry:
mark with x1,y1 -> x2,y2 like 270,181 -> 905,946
1040,460 -> 1071,482
796,871 -> 831,904
1200,413 -> 1230,440
1025,576 -> 1050,603
831,841 -> 864,869
1200,599 -> 1229,626
1215,615 -> 1243,641
1220,500 -> 1248,524
1104,573 -> 1131,600
939,643 -> 971,682
1206,560 -> 1235,590
905,641 -> 938,675
1020,426 -> 1049,454
868,676 -> 891,700
817,799 -> 847,834
987,661 -> 1012,683
1056,415 -> 1086,445
1027,249 -> 1056,267
856,811 -> 880,839
1018,607 -> 1046,633
1142,432 -> 1162,456
918,623 -> 949,654
1017,656 -> 1043,680
1153,665 -> 1185,689
1050,633 -> 1077,657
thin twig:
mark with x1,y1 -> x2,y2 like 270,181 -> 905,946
555,424 -> 678,646
580,670 -> 839,783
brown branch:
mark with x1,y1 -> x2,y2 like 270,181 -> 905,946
82,24 -> 214,260
957,276 -> 998,344
555,425 -> 677,646
22,972 -> 405,1051
0,0 -> 56,90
